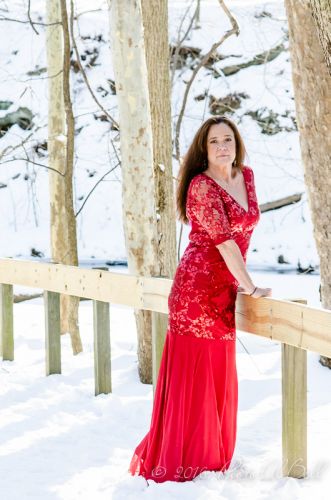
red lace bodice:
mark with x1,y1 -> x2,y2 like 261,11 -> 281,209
186,165 -> 260,263
168,165 -> 260,340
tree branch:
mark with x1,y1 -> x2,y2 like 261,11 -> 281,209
27,0 -> 39,34
0,16 -> 61,27
174,0 -> 239,160
171,1 -> 198,87
0,132 -> 34,161
75,162 -> 120,217
70,0 -> 119,131
0,156 -> 65,176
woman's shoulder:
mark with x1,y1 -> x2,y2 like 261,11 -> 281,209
188,173 -> 216,196
189,172 -> 209,187
187,174 -> 222,210
190,172 -> 208,183
242,164 -> 254,177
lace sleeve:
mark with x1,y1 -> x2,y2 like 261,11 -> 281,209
186,176 -> 233,245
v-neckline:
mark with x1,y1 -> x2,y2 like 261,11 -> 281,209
202,167 -> 250,213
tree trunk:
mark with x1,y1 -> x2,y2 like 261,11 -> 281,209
46,0 -> 82,354
140,0 -> 177,384
311,0 -> 331,76
109,0 -> 160,383
284,0 -> 331,368
141,1 -> 176,262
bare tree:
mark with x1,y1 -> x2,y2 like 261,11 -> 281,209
141,0 -> 176,277
284,0 -> 331,368
140,0 -> 177,383
46,0 -> 82,354
109,0 -> 159,383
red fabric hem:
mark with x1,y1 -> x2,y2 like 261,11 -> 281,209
128,331 -> 238,483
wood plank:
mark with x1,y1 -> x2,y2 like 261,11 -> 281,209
0,258 -> 170,309
44,290 -> 61,375
0,284 -> 14,361
235,293 -> 331,358
0,259 -> 331,358
141,275 -> 171,312
282,299 -> 307,478
93,300 -> 111,395
151,311 -> 168,395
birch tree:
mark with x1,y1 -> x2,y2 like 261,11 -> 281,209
109,0 -> 160,383
284,0 -> 331,368
46,0 -> 82,354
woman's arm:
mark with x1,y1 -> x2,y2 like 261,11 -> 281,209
217,240 -> 272,298
216,239 -> 255,293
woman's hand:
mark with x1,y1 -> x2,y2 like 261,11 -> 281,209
237,285 -> 272,298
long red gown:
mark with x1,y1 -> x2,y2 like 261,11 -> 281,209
129,165 -> 260,482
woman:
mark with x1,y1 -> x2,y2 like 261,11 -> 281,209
128,115 -> 272,483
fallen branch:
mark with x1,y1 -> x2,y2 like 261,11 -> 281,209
219,40 -> 286,77
14,293 -> 42,303
259,192 -> 303,213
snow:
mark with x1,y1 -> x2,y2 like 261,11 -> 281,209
1,271 -> 330,499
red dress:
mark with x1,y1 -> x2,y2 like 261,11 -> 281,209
129,165 -> 260,482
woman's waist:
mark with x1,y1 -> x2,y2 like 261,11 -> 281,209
183,241 -> 223,258
186,238 -> 248,258
180,242 -> 242,281
180,243 -> 233,270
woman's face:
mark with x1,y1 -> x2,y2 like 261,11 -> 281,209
206,122 -> 236,168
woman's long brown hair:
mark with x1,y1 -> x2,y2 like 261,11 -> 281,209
176,115 -> 247,224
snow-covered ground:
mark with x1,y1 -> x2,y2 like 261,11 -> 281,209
0,271 -> 330,499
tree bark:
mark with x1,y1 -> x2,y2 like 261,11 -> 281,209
141,0 -> 176,280
140,0 -> 177,385
311,0 -> 331,76
46,0 -> 82,354
284,0 -> 331,368
109,0 -> 160,383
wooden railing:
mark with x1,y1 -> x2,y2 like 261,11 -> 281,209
1,258 -> 331,480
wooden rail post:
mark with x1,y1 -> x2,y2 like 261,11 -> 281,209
282,298 -> 307,478
0,284 -> 14,361
93,299 -> 111,395
151,311 -> 168,395
44,291 -> 61,375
